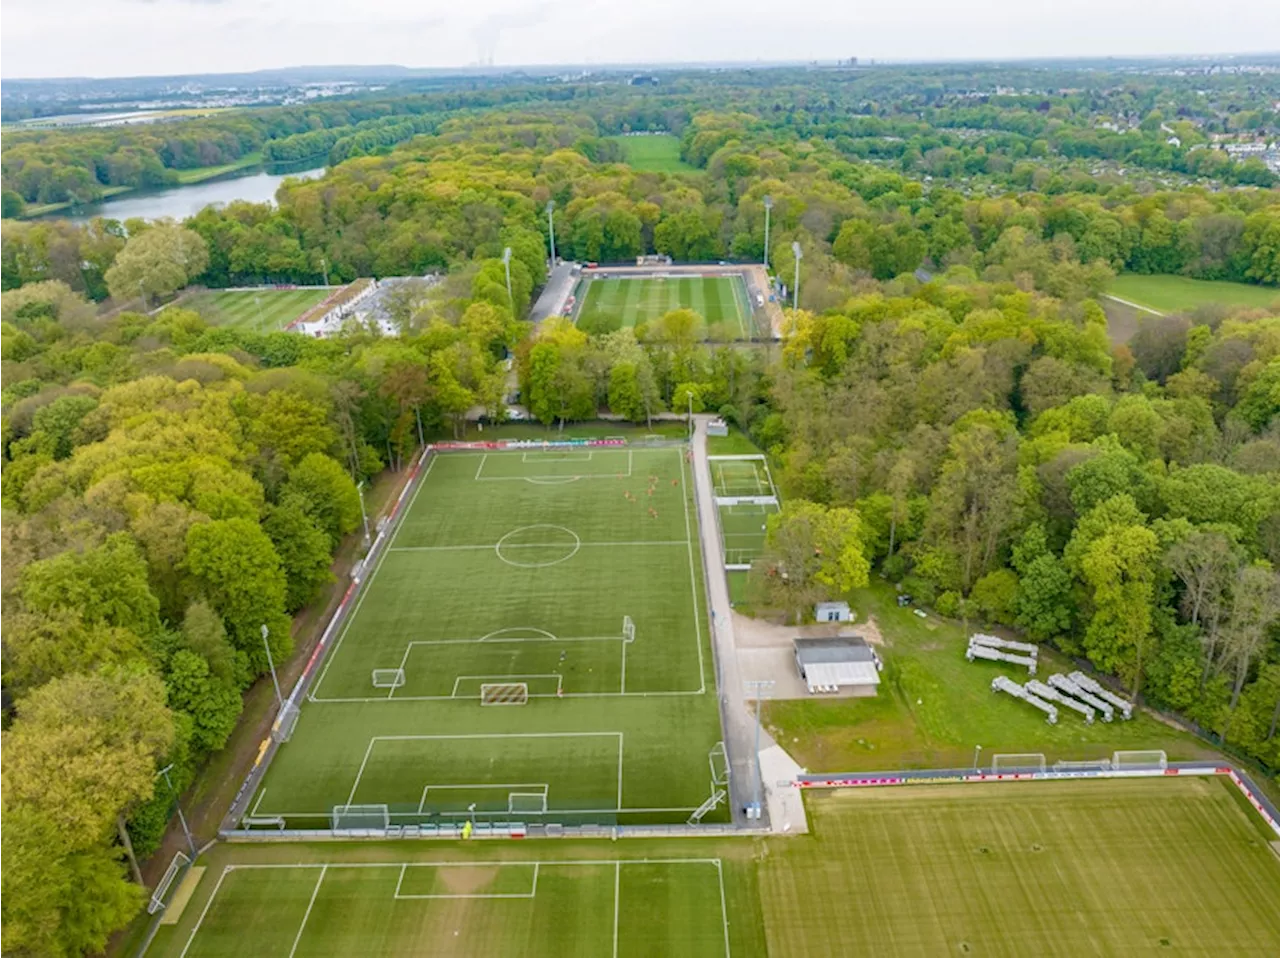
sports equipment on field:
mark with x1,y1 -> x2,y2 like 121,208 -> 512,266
372,668 -> 406,689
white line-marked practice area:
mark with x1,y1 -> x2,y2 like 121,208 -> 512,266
178,858 -> 731,958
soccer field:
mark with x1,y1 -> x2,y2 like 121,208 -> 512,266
762,777 -> 1280,955
184,288 -> 332,331
576,276 -> 753,339
246,445 -> 724,828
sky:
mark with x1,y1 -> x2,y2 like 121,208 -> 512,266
2,0 -> 1279,79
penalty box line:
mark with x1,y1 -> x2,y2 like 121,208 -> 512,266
346,732 -> 625,812
473,449 -> 633,482
416,782 -> 549,815
182,858 -> 730,958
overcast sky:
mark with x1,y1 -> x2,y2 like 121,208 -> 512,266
3,0 -> 1279,80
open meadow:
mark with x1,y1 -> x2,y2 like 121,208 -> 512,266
1108,273 -> 1280,314
183,288 -> 332,332
608,134 -> 695,172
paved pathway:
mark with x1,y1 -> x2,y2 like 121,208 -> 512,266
690,415 -> 808,834
530,262 -> 577,323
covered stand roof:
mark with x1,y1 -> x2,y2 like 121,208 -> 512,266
794,637 -> 881,689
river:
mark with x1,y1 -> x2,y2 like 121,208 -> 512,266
59,165 -> 326,224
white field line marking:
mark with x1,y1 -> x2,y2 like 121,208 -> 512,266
346,732 -> 624,811
250,787 -> 267,817
680,447 -> 707,693
239,804 -> 705,820
418,782 -> 548,814
310,455 -> 439,698
387,644 -> 413,701
307,689 -> 706,705
388,540 -> 686,552
287,866 -> 326,958
474,454 -> 488,480
223,858 -> 724,871
522,451 -> 593,463
450,674 -> 562,697
612,862 -> 621,958
620,637 -> 627,694
716,859 -> 732,958
178,865 -> 233,958
395,861 -> 540,900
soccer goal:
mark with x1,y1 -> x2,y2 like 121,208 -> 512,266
332,803 -> 390,832
372,668 -> 405,689
272,700 -> 301,743
1112,749 -> 1168,771
147,851 -> 190,914
481,682 -> 529,706
990,752 -> 1047,774
508,792 -> 549,814
622,615 -> 636,644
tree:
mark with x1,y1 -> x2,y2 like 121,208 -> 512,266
105,224 -> 209,303
1164,530 -> 1240,683
183,517 -> 291,667
280,453 -> 361,547
1079,522 -> 1161,698
752,500 -> 870,623
179,600 -> 238,685
2,609 -> 145,695
264,495 -> 335,610
165,650 -> 242,753
1220,565 -> 1280,734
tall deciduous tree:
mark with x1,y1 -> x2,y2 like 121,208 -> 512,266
105,224 -> 209,303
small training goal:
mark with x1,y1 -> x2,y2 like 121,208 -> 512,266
332,803 -> 390,832
147,851 -> 190,914
508,792 -> 549,814
481,682 -> 529,706
372,668 -> 406,689
623,615 -> 636,644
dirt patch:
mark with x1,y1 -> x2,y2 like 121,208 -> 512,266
859,615 -> 885,647
439,865 -> 499,895
732,610 -> 881,650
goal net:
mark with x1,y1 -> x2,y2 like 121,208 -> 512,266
990,753 -> 1047,774
622,615 -> 635,644
147,851 -> 190,914
272,700 -> 301,743
508,792 -> 549,814
372,668 -> 405,689
708,741 -> 730,787
481,682 -> 529,706
1112,749 -> 1168,771
332,803 -> 390,832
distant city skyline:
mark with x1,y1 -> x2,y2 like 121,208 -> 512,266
2,0 -> 1279,80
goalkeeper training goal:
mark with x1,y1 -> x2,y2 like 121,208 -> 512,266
372,668 -> 406,689
623,615 -> 635,643
508,792 -> 549,814
481,682 -> 529,706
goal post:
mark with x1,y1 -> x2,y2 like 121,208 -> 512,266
147,850 -> 190,914
508,792 -> 549,814
1112,749 -> 1168,771
480,682 -> 529,706
622,615 -> 635,644
272,700 -> 301,743
332,803 -> 390,832
990,753 -> 1047,774
371,668 -> 405,689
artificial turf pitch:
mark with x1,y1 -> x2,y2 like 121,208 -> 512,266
246,446 -> 723,828
184,288 -> 332,332
576,276 -> 752,338
154,776 -> 1279,957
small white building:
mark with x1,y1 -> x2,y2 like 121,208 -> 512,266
794,637 -> 882,695
706,418 -> 729,437
815,601 -> 852,622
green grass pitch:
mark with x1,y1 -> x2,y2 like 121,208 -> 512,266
576,276 -> 753,339
718,503 -> 777,568
762,777 -> 1280,955
1109,273 -> 1280,314
184,288 -> 332,332
608,134 -> 696,172
247,446 -> 723,827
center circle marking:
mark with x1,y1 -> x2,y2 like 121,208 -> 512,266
495,524 -> 581,568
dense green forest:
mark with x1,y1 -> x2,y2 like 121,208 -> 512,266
2,64 -> 1278,956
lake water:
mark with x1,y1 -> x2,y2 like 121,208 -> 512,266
61,165 -> 326,224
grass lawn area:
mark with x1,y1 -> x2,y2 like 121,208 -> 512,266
609,134 -> 695,172
762,778 -> 1280,956
248,446 -> 722,828
1109,273 -> 1280,314
763,580 -> 1222,773
576,276 -> 753,339
183,288 -> 332,332
173,152 -> 262,185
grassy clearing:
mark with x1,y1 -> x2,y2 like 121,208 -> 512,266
609,134 -> 695,172
577,276 -> 752,339
456,422 -> 689,443
763,580 -> 1220,773
1109,273 -> 1280,313
183,288 -> 332,332
762,777 -> 1280,956
248,446 -> 722,828
172,152 -> 263,185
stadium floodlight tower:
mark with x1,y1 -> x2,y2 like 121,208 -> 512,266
762,195 -> 773,269
502,247 -> 515,312
261,624 -> 282,710
546,200 -> 557,266
156,763 -> 197,858
791,242 -> 803,311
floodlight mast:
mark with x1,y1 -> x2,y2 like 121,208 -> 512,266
156,763 -> 197,858
762,195 -> 773,269
791,242 -> 803,311
261,623 -> 283,710
546,200 -> 557,265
